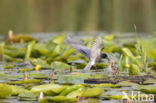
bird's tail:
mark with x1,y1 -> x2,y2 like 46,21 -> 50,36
84,62 -> 93,72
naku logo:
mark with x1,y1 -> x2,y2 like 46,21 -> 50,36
122,91 -> 155,102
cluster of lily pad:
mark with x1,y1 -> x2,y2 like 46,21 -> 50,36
0,33 -> 156,102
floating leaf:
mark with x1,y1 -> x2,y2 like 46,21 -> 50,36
30,58 -> 51,69
44,96 -> 77,103
4,47 -> 25,58
94,83 -> 118,88
31,84 -> 67,95
116,81 -> 138,87
59,84 -> 84,96
6,34 -> 39,43
3,54 -> 23,62
51,61 -> 70,71
137,85 -> 156,94
0,73 -> 13,80
18,91 -> 38,101
82,88 -> 104,97
61,49 -> 75,58
143,78 -> 156,84
7,79 -> 42,85
0,84 -> 12,98
108,95 -> 126,100
58,74 -> 90,84
9,85 -> 29,96
33,43 -> 51,56
66,88 -> 85,98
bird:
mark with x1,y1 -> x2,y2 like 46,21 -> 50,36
66,36 -> 108,72
107,59 -> 120,75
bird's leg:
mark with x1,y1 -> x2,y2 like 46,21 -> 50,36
93,65 -> 97,70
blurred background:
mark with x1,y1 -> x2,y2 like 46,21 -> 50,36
0,0 -> 156,35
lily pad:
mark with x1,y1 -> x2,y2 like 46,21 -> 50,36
51,61 -> 70,71
46,96 -> 77,103
82,88 -> 104,97
9,85 -> 29,96
94,83 -> 118,88
116,81 -> 138,87
143,78 -> 156,84
30,58 -> 51,69
18,91 -> 38,101
59,84 -> 84,96
7,79 -> 42,85
66,87 -> 85,98
0,84 -> 12,98
6,34 -> 39,43
31,84 -> 67,95
137,85 -> 156,94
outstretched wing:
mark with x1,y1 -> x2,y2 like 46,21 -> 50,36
66,36 -> 91,60
90,37 -> 103,60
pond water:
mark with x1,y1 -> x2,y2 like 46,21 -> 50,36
0,32 -> 156,103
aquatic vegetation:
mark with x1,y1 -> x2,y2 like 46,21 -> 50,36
129,64 -> 141,75
6,34 -> 39,43
18,91 -> 38,101
7,79 -> 42,85
0,34 -> 156,102
0,84 -> 12,98
81,87 -> 104,97
9,85 -> 29,96
31,84 -> 68,95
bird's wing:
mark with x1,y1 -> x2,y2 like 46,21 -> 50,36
90,37 -> 103,59
66,36 -> 91,59
91,37 -> 103,51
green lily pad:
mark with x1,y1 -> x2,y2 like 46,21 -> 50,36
108,95 -> 126,100
30,58 -> 51,69
0,73 -> 13,80
51,61 -> 70,71
58,74 -> 90,84
94,83 -> 118,88
31,84 -> 67,95
82,88 -> 104,97
7,79 -> 42,85
33,43 -> 51,56
116,81 -> 138,87
6,34 -> 39,43
0,84 -> 12,98
9,85 -> 29,96
18,91 -> 38,101
143,78 -> 156,84
46,96 -> 77,103
59,84 -> 84,96
137,85 -> 156,94
61,49 -> 75,58
66,87 -> 85,98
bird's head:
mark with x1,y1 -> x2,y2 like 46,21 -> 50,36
101,53 -> 108,59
